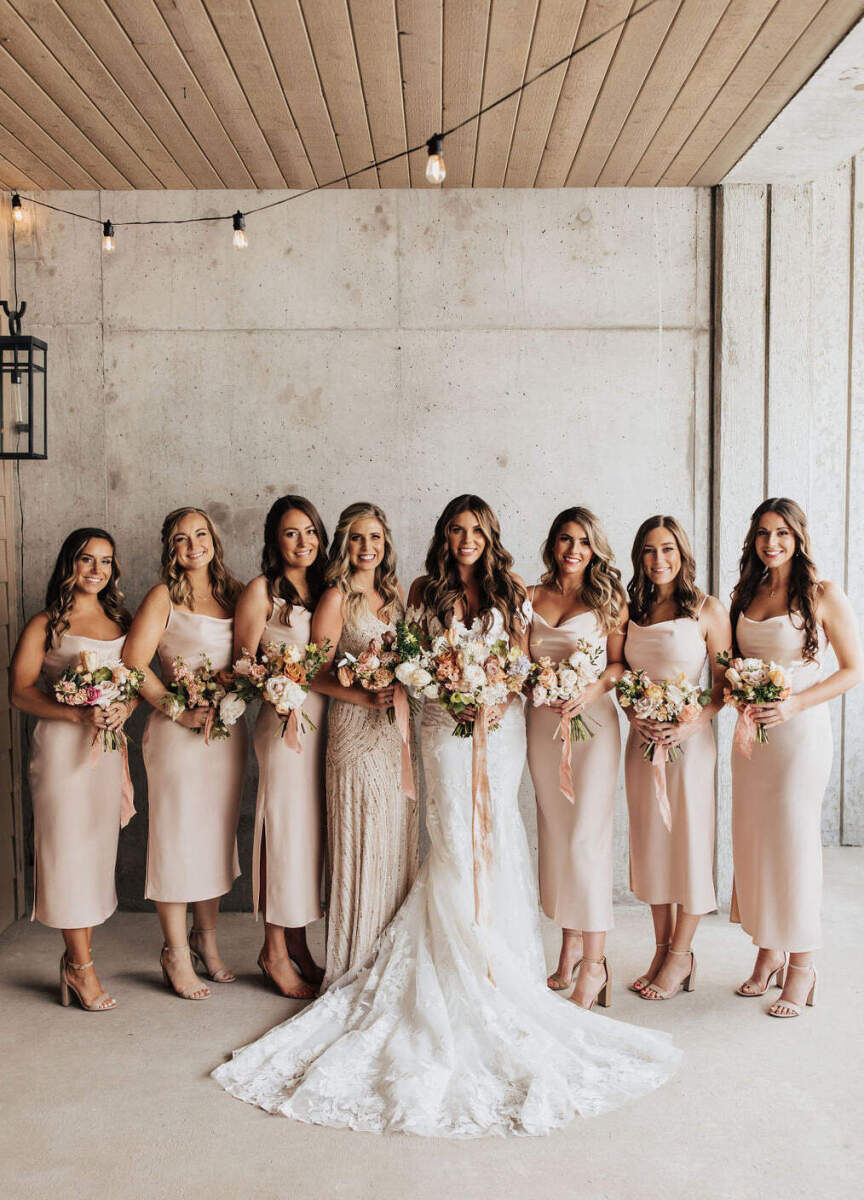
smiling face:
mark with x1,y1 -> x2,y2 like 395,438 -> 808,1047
754,510 -> 796,569
348,517 -> 385,572
74,538 -> 115,595
171,511 -> 214,572
553,521 -> 591,581
642,525 -> 682,588
278,508 -> 319,571
447,511 -> 487,568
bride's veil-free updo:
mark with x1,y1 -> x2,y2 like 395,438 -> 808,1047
324,501 -> 401,626
420,494 -> 528,640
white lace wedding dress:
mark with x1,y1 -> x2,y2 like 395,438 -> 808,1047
212,607 -> 681,1137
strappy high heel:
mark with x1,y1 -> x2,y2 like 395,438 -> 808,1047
189,927 -> 235,983
768,963 -> 816,1018
630,942 -> 668,993
736,954 -> 786,997
640,947 -> 696,1001
257,953 -> 317,1000
160,944 -> 211,1000
570,956 -> 611,1011
59,953 -> 117,1012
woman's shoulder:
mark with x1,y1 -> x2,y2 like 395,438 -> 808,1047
698,593 -> 728,620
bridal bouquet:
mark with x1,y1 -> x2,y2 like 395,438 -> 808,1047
161,654 -> 245,742
422,627 -> 531,738
233,639 -> 330,743
54,651 -> 144,752
529,639 -> 604,743
717,651 -> 793,753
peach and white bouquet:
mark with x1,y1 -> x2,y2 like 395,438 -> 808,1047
422,628 -> 531,738
616,668 -> 710,764
529,638 -> 604,743
717,651 -> 793,750
160,654 -> 245,742
54,651 -> 144,752
233,639 -> 330,741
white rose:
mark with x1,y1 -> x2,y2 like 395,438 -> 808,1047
410,666 -> 432,690
633,696 -> 653,718
94,682 -> 120,708
274,680 -> 306,714
395,661 -> 416,687
532,686 -> 550,707
219,692 -> 246,727
285,644 -> 303,664
557,668 -> 579,694
263,676 -> 289,706
664,685 -> 685,709
462,663 -> 486,690
423,682 -> 439,700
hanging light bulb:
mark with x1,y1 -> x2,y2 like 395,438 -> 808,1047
425,135 -> 446,185
232,211 -> 248,249
11,193 -> 23,223
102,220 -> 115,253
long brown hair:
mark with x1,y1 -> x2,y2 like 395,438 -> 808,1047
160,507 -> 242,611
420,494 -> 528,639
261,495 -> 329,626
627,515 -> 702,624
540,506 -> 626,634
324,502 -> 401,625
44,528 -> 130,650
730,497 -> 820,662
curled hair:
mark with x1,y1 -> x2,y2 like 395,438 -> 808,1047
420,494 -> 528,640
627,515 -> 702,625
160,507 -> 241,611
730,497 -> 820,662
44,528 -> 130,651
540,507 -> 626,634
261,495 -> 329,626
324,502 -> 401,626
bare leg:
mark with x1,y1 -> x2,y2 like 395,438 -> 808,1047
156,900 -> 210,999
257,834 -> 316,998
571,931 -> 607,1008
769,950 -> 815,1016
62,927 -> 114,1008
547,927 -> 584,990
285,927 -> 324,987
189,896 -> 235,982
642,910 -> 700,999
631,903 -> 675,991
738,947 -> 786,995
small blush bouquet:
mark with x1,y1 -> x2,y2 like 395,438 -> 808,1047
529,638 -> 604,743
717,651 -> 793,752
160,654 -> 246,743
336,633 -> 399,708
54,651 -> 144,752
233,639 -> 330,743
424,628 -> 531,738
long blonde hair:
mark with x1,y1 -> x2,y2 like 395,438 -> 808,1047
539,506 -> 626,634
160,506 -> 242,611
324,502 -> 401,625
627,515 -> 702,624
420,494 -> 528,639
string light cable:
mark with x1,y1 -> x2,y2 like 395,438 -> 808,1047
6,0 -> 661,247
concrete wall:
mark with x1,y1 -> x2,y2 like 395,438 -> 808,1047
10,187 -> 712,911
714,156 -> 864,905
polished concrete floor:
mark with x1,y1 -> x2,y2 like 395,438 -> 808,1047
0,846 -> 861,1200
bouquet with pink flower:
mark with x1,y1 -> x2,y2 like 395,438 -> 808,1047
529,638 -> 604,803
232,639 -> 330,745
717,650 -> 793,753
54,651 -> 144,752
160,654 -> 245,743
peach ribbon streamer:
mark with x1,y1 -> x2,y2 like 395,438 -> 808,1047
471,707 -> 494,928
89,729 -> 136,828
555,716 -> 576,805
650,743 -> 673,832
203,707 -> 216,745
393,684 -> 416,801
282,709 -> 302,754
733,707 -> 757,759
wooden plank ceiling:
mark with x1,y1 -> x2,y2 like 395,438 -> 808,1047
0,0 -> 861,191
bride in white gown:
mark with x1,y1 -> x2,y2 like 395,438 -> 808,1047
212,496 -> 681,1137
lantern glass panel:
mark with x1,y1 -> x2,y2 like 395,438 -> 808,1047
0,336 -> 47,459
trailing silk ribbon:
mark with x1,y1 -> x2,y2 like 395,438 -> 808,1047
203,706 -> 216,745
555,716 -> 576,804
650,742 -> 673,832
89,729 -> 136,828
282,708 -> 302,753
393,684 -> 416,800
733,706 -> 757,759
471,706 -> 494,929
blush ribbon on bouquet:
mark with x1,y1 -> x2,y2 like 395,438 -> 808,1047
471,707 -> 494,953
555,716 -> 576,805
650,743 -> 673,833
733,706 -> 758,759
393,683 -> 416,800
89,730 -> 136,828
282,709 -> 302,753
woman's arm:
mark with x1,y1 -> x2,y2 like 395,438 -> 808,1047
10,614 -> 99,725
233,576 -> 270,661
309,587 -> 391,709
752,581 -> 864,726
122,585 -> 207,729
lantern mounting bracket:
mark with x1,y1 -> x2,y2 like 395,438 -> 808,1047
1,299 -> 26,336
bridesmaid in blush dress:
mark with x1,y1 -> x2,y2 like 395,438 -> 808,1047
312,502 -> 419,987
123,507 -> 247,1001
729,498 -> 862,1018
622,516 -> 730,1002
233,495 -> 329,999
11,528 -> 136,1011
526,507 -> 627,1011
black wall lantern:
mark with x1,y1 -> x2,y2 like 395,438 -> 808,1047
0,299 -> 46,460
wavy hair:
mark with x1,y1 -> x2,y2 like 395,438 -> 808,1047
324,502 -> 401,625
44,527 -> 130,650
730,497 -> 820,662
160,506 -> 242,611
627,515 -> 702,625
261,495 -> 329,626
420,494 -> 528,639
540,506 -> 627,634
